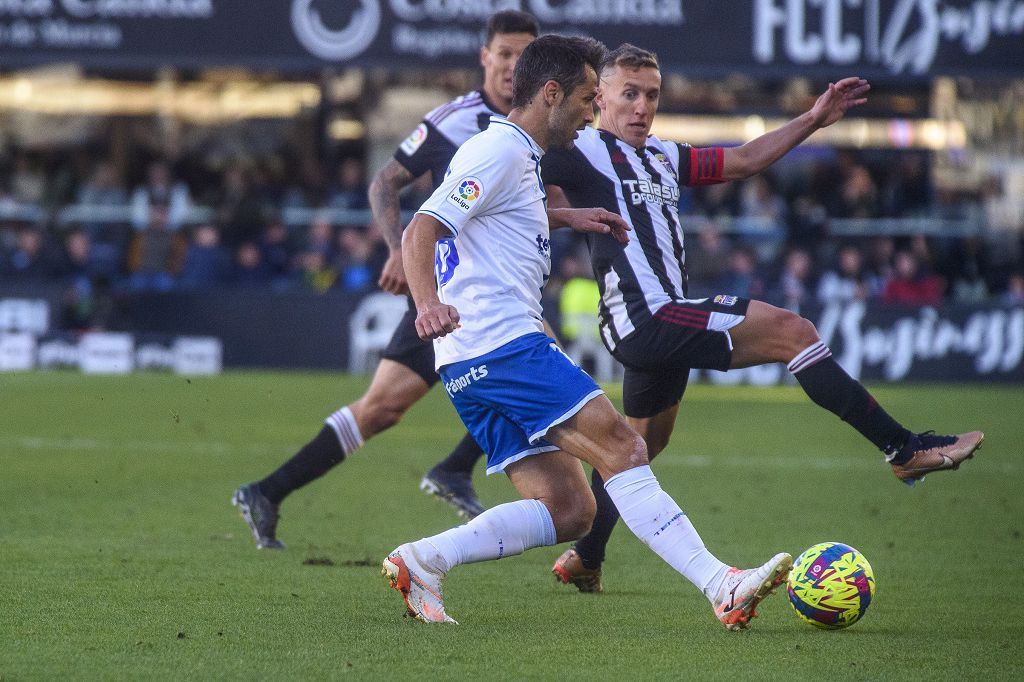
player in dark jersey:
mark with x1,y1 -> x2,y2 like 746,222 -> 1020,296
540,44 -> 984,591
231,11 -> 539,549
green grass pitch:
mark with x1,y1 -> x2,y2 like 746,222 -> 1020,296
2,371 -> 1022,679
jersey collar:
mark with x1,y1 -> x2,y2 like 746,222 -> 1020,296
489,117 -> 544,157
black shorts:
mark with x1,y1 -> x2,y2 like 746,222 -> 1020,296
381,304 -> 439,386
612,296 -> 750,418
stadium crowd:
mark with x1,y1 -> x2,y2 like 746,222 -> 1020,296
2,146 -> 1022,331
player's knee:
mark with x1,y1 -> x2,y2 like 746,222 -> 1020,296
352,398 -> 406,435
557,493 -> 597,541
788,314 -> 820,349
542,489 -> 596,542
617,429 -> 650,471
769,309 -> 819,358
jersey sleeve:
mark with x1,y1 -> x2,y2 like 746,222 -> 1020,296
677,143 -> 726,186
540,148 -> 581,191
416,139 -> 521,237
393,121 -> 458,179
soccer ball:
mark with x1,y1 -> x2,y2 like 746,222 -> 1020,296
787,542 -> 875,629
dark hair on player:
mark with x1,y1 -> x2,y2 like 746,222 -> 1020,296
485,10 -> 539,45
602,43 -> 660,72
511,35 -> 606,110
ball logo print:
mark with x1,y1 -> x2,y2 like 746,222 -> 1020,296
291,0 -> 381,61
458,179 -> 481,202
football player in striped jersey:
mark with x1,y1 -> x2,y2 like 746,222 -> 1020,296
543,44 -> 983,592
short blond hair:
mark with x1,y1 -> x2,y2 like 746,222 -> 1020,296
602,43 -> 659,73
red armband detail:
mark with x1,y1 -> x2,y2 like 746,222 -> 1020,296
688,147 -> 726,186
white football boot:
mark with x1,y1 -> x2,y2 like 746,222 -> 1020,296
711,552 -> 793,631
382,543 -> 457,624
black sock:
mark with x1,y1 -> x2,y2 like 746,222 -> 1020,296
573,469 -> 621,570
431,432 -> 485,475
793,355 -> 912,459
257,425 -> 345,505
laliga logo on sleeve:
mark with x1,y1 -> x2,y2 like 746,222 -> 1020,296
448,177 -> 483,213
459,179 -> 481,201
291,0 -> 381,61
400,124 -> 428,156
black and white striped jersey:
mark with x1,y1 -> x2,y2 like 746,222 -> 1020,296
393,90 -> 502,189
541,126 -> 725,350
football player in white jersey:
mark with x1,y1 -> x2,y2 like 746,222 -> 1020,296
382,35 -> 792,630
542,44 -> 983,592
231,11 -> 539,548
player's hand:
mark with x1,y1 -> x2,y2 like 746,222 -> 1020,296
810,77 -> 870,128
378,248 -> 409,295
565,208 -> 631,244
415,302 -> 461,340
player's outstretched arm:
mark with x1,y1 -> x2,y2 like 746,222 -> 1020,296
402,214 -> 461,340
369,159 -> 418,295
545,185 -> 630,244
721,76 -> 869,181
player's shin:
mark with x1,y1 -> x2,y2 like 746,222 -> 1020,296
572,469 -> 620,569
255,407 -> 362,504
603,465 -> 728,596
788,342 -> 912,459
413,499 -> 557,574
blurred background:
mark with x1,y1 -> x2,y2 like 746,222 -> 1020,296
1,1 -> 1021,382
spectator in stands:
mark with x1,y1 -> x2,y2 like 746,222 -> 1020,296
296,250 -> 336,293
880,250 -> 944,306
53,229 -> 104,329
881,154 -> 931,217
817,244 -> 869,304
684,223 -> 733,297
126,203 -> 187,292
838,164 -> 879,218
739,174 -> 786,225
178,224 -> 229,290
259,217 -> 293,287
786,193 -> 829,253
9,152 -> 46,205
73,160 -> 131,263
281,158 -> 327,210
328,158 -> 369,210
1,225 -> 53,281
774,246 -> 813,311
1000,272 -> 1024,306
131,160 -> 190,231
214,162 -> 269,248
302,211 -> 335,259
557,252 -> 601,342
229,241 -> 271,287
865,235 -> 895,296
334,226 -> 384,292
947,237 -> 990,304
712,246 -> 767,299
0,222 -> 14,261
77,160 -> 127,208
690,180 -> 739,219
807,155 -> 848,218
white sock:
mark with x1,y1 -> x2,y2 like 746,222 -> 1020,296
324,406 -> 363,455
414,499 -> 557,574
787,340 -> 832,374
604,465 -> 728,596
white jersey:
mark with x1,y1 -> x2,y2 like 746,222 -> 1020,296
416,117 -> 549,369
